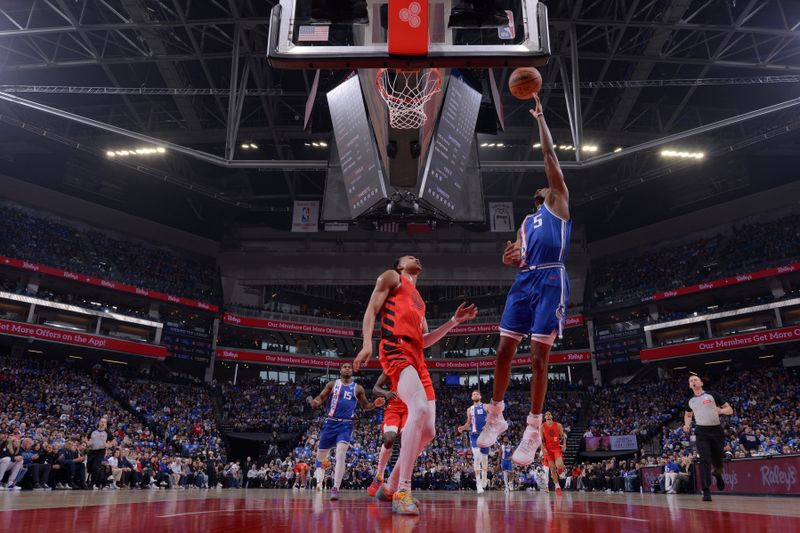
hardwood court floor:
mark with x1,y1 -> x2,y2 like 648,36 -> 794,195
1,488 -> 798,532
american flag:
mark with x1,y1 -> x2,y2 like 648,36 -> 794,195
298,25 -> 330,42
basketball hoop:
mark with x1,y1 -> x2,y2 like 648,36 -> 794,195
376,68 -> 443,129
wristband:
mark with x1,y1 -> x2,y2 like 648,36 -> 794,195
450,316 -> 459,325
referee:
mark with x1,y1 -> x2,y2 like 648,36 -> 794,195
85,418 -> 116,490
682,375 -> 733,502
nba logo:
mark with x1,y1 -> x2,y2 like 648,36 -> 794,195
498,11 -> 515,40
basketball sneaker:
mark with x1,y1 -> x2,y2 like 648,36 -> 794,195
392,490 -> 420,516
477,484 -> 484,494
367,478 -> 382,497
330,487 -> 339,501
477,402 -> 508,448
555,487 -> 563,496
512,416 -> 542,466
376,484 -> 394,502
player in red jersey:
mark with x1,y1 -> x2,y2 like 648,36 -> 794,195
293,462 -> 310,489
367,372 -> 408,496
541,411 -> 566,495
354,255 -> 477,515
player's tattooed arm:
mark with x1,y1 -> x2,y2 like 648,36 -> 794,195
354,270 -> 401,371
310,381 -> 334,408
422,302 -> 478,348
356,384 -> 386,411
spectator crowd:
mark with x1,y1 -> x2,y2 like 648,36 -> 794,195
0,203 -> 216,302
591,209 -> 800,306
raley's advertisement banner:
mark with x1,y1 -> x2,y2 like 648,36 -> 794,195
214,348 -> 591,369
0,256 -> 218,313
222,312 -> 587,338
695,455 -> 800,495
647,262 -> 800,302
0,319 -> 167,359
640,326 -> 800,362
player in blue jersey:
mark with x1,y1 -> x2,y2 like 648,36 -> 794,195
457,390 -> 491,493
499,436 -> 514,492
310,362 -> 385,500
478,93 -> 572,467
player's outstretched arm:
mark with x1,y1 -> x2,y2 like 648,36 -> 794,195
310,381 -> 334,408
354,270 -> 400,371
356,384 -> 385,411
422,302 -> 478,348
531,94 -> 569,220
373,372 -> 397,400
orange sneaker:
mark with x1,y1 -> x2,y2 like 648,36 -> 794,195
367,478 -> 382,497
376,483 -> 394,502
555,487 -> 563,496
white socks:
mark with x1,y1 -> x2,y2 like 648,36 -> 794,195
528,413 -> 542,428
333,442 -> 348,490
489,400 -> 505,416
376,443 -> 392,481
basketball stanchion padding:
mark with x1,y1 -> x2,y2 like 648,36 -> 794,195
376,68 -> 443,129
388,0 -> 429,56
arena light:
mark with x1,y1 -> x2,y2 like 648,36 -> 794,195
533,142 -> 541,148
581,145 -> 598,152
68,355 -> 83,359
614,147 -> 623,153
240,142 -> 259,149
759,355 -> 775,359
660,149 -> 705,160
673,366 -> 687,370
102,358 -> 128,365
704,359 -> 731,365
28,349 -> 43,354
106,146 -> 166,157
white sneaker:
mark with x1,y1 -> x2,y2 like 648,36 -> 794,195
7,484 -> 21,491
512,420 -> 542,466
477,485 -> 485,494
504,487 -> 510,493
477,402 -> 509,448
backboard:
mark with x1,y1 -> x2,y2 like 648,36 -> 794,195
268,0 -> 550,69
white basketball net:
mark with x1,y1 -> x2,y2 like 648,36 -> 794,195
376,68 -> 443,129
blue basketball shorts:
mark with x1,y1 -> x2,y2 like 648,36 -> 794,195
318,419 -> 354,450
499,267 -> 569,345
470,433 -> 490,455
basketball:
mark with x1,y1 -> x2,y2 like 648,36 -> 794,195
508,67 -> 542,100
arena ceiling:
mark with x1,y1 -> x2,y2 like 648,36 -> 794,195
0,0 -> 798,239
